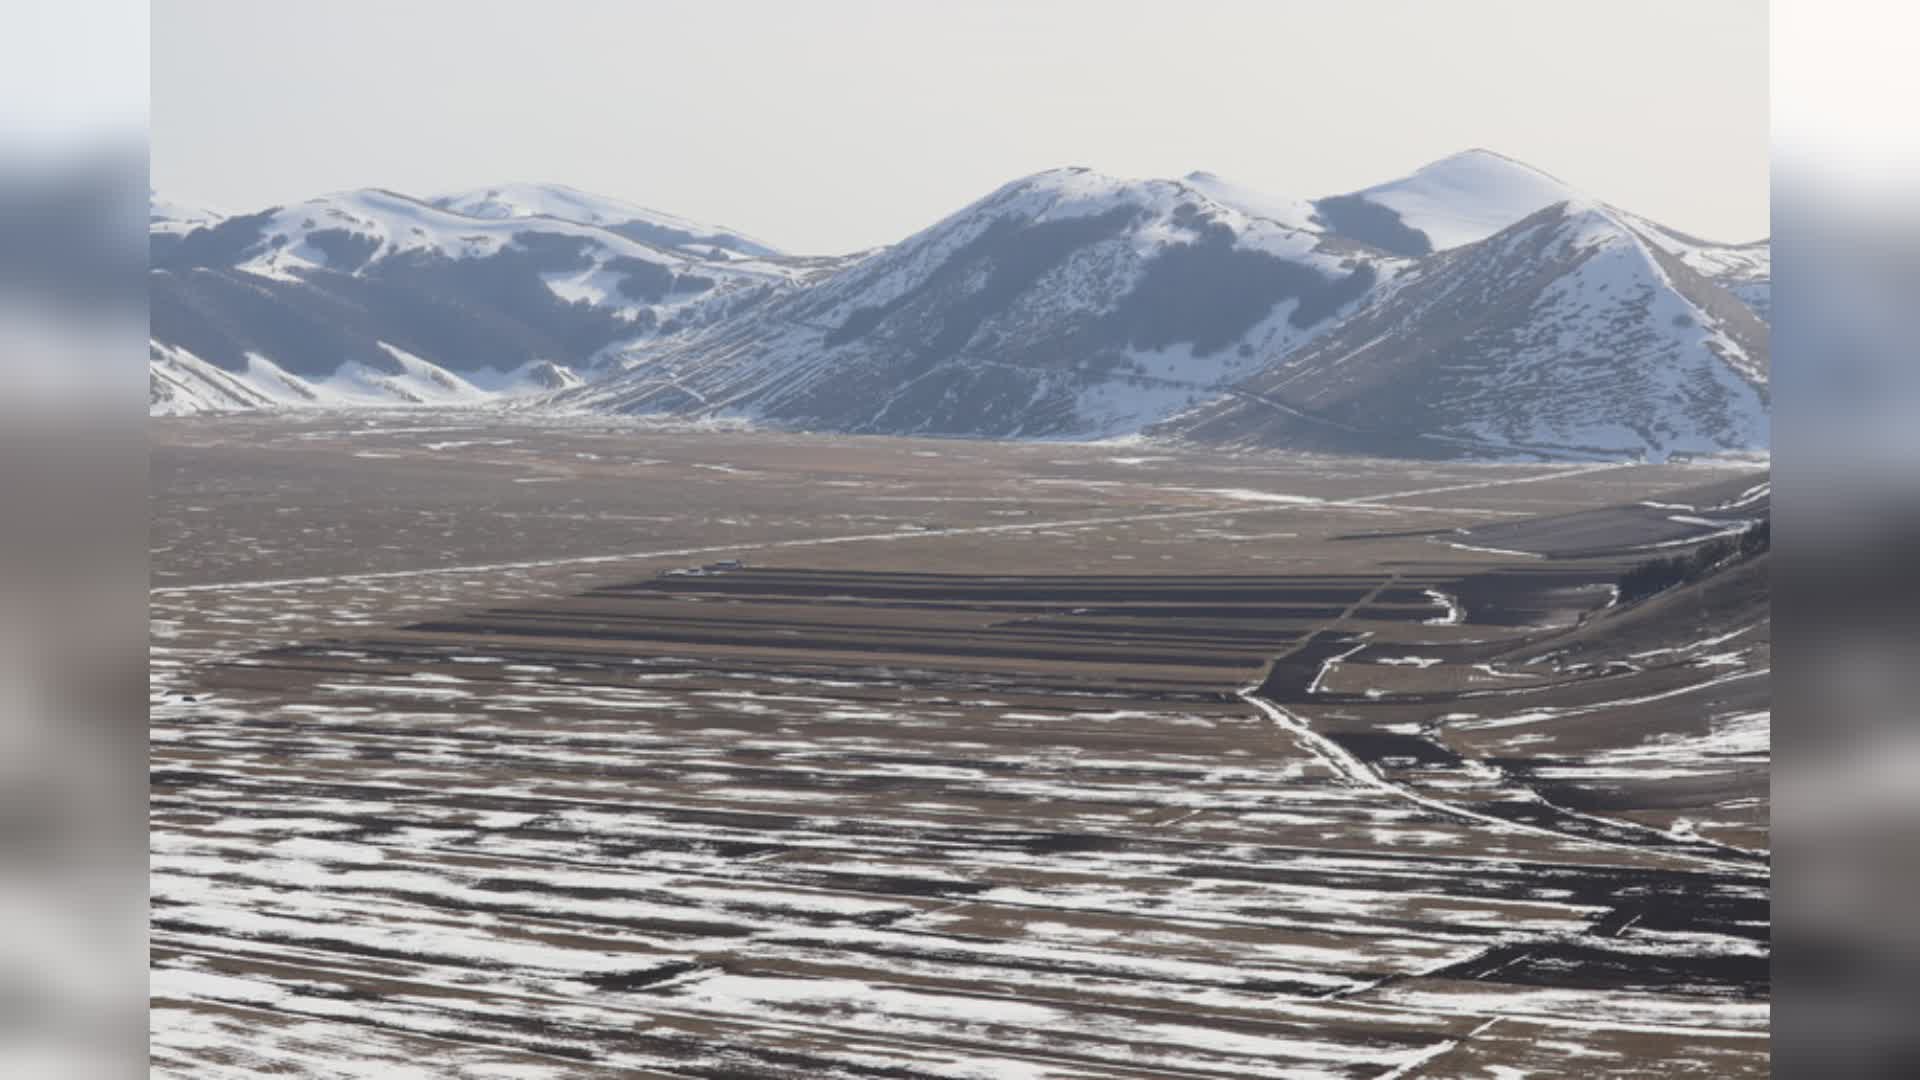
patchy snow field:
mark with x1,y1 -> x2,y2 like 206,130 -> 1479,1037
151,419 -> 1768,1077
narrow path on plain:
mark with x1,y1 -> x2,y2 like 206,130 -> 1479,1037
1238,689 -> 1759,875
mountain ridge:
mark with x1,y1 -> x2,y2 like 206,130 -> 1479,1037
551,165 -> 1400,438
150,152 -> 1771,461
1153,200 -> 1768,460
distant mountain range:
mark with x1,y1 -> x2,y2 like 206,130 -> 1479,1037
150,151 -> 1769,460
148,184 -> 846,413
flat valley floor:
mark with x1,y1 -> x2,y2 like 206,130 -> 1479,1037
151,415 -> 1770,1078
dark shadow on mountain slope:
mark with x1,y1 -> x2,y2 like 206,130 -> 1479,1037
824,206 -> 1141,359
150,231 -> 647,378
608,219 -> 774,258
1103,218 -> 1377,355
303,229 -> 381,274
1312,194 -> 1433,257
153,208 -> 281,270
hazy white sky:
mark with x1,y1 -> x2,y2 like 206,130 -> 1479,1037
153,0 -> 1767,254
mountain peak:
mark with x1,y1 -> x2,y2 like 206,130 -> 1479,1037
1005,165 -> 1114,192
1304,148 -> 1580,255
429,183 -> 782,257
1428,147 -> 1564,179
1158,186 -> 1768,461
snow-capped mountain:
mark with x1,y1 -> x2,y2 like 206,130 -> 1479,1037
163,186 -> 803,290
151,151 -> 1769,458
149,186 -> 814,414
553,167 -> 1397,437
428,182 -> 782,259
149,192 -> 225,236
1310,150 -> 1770,320
1313,148 -> 1576,255
1154,200 -> 1768,460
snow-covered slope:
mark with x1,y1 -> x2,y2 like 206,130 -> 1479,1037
1313,151 -> 1770,321
149,186 -> 812,414
1315,149 -> 1576,254
1179,172 -> 1320,233
208,187 -> 798,289
1616,211 -> 1771,321
553,167 -> 1398,437
149,192 -> 225,236
1156,200 -> 1768,460
150,339 -> 583,416
430,182 -> 781,258
150,342 -> 280,415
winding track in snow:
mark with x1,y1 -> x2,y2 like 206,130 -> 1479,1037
1235,548 -> 1764,875
1238,689 -> 1758,875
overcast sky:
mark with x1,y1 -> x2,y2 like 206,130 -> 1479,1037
152,0 -> 1766,254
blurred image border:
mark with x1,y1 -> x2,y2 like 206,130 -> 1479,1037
1772,1 -> 1920,1077
8,1 -> 1920,1076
